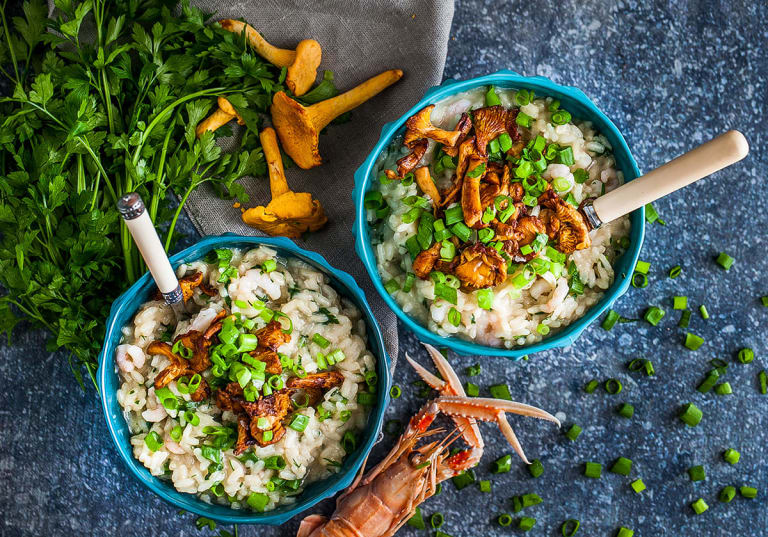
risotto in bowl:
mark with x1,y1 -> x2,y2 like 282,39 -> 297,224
99,235 -> 390,524
353,70 -> 644,358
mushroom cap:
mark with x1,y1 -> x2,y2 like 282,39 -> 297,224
241,191 -> 327,238
271,91 -> 322,170
286,39 -> 322,97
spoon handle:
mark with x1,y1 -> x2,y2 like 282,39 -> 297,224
117,193 -> 185,312
591,130 -> 749,225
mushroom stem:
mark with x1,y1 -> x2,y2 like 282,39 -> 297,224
195,97 -> 243,138
309,69 -> 403,130
259,128 -> 291,198
220,19 -> 296,67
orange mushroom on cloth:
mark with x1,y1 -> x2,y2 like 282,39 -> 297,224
271,69 -> 403,169
219,19 -> 322,97
241,127 -> 327,238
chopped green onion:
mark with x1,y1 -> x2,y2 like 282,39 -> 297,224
450,221 -> 471,242
465,382 -> 479,397
605,378 -> 623,394
684,332 -> 704,350
262,259 -> 277,273
407,507 -> 426,529
688,465 -> 706,481
402,272 -> 415,293
528,458 -> 544,478
697,370 -> 720,393
264,455 -> 286,470
389,385 -> 401,399
444,205 -> 464,225
262,430 -> 273,442
247,492 -> 269,512
673,296 -> 687,310
485,85 -> 502,106
434,282 -> 458,305
691,498 -> 709,515
679,403 -> 703,427
644,360 -> 655,376
515,88 -> 531,106
479,480 -> 491,493
631,272 -> 649,288
489,383 -> 512,400
498,513 -> 513,527
312,333 -> 330,348
645,202 -> 661,223
719,486 -> 736,503
561,519 -> 580,536
499,133 -> 513,152
466,363 -> 481,377
557,146 -> 574,166
566,424 -> 582,441
627,359 -> 645,371
616,527 -> 634,537
384,278 -> 400,295
537,323 -> 550,336
699,305 -> 709,319
491,454 -> 512,474
617,403 -> 634,419
144,431 -> 163,452
723,448 -> 740,465
716,252 -> 734,270
669,265 -> 682,278
630,479 -> 646,493
430,512 -> 444,529
759,370 -> 767,394
357,392 -> 377,406
610,457 -> 632,476
447,307 -> 462,326
678,309 -> 691,328
342,431 -> 357,454
170,425 -> 183,442
289,414 -> 309,432
762,296 -> 768,307
644,306 -> 665,326
602,310 -> 621,330
715,382 -> 732,395
518,517 -> 536,531
635,260 -> 650,274
184,411 -> 199,426
584,462 -> 602,478
740,486 -> 757,499
737,347 -> 754,364
522,493 -> 542,507
584,379 -> 599,393
551,109 -> 571,125
451,469 -> 475,490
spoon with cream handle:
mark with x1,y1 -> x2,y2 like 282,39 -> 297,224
580,130 -> 749,229
117,192 -> 187,319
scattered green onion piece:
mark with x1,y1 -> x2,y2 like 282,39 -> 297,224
605,378 -> 623,394
529,458 -> 544,478
678,309 -> 691,328
699,305 -> 710,319
669,265 -> 682,278
476,288 -> 494,310
584,462 -> 602,479
644,306 -> 665,326
389,385 -> 401,399
719,486 -> 736,503
715,382 -> 732,395
566,424 -> 582,441
479,480 -> 491,493
515,88 -> 531,106
616,527 -> 634,537
489,383 -> 512,400
491,454 -> 512,474
402,272 -> 415,293
627,359 -> 644,371
312,333 -> 330,349
498,513 -> 513,527
384,279 -> 400,295
630,479 -> 646,493
688,465 -> 706,481
716,252 -> 734,270
407,507 -> 426,529
144,431 -> 163,452
759,370 -> 767,394
635,260 -> 650,274
691,498 -> 709,515
518,517 -> 536,531
617,403 -> 634,419
644,360 -> 655,376
289,414 -> 309,432
697,370 -> 720,393
170,425 -> 183,442
511,495 -> 523,513
451,469 -> 475,490
522,493 -> 542,507
561,519 -> 580,536
673,296 -> 688,310
762,296 -> 768,307
679,403 -> 703,427
584,379 -> 599,393
357,392 -> 377,406
430,512 -> 445,529
723,448 -> 740,465
444,205 -> 464,225
262,430 -> 273,442
447,307 -> 462,326
602,310 -> 621,330
551,109 -> 571,125
631,272 -> 649,288
262,259 -> 277,273
536,323 -> 550,336
684,332 -> 704,351
465,382 -> 479,397
516,111 -> 533,128
740,486 -> 757,499
610,457 -> 632,476
737,347 -> 754,364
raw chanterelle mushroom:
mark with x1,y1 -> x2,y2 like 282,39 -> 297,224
241,127 -> 327,238
220,19 -> 322,97
271,69 -> 403,169
195,96 -> 243,138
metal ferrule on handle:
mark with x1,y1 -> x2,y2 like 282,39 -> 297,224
117,193 -> 185,314
591,130 -> 749,225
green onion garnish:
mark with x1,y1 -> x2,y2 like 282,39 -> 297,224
389,385 -> 401,399
630,479 -> 646,493
518,517 -> 536,531
529,459 -> 544,478
669,265 -> 682,278
430,512 -> 444,529
723,448 -> 740,465
610,457 -> 632,476
740,486 -> 757,499
489,383 -> 512,400
759,370 -> 767,394
477,289 -> 494,310
617,403 -> 634,419
678,309 -> 691,328
737,347 -> 754,364
719,486 -> 736,503
498,513 -> 513,527
465,382 -> 479,397
522,493 -> 542,507
584,462 -> 602,478
645,202 -> 661,224
644,306 -> 665,326
716,252 -> 735,270
691,498 -> 709,515
684,332 -> 704,350
491,454 -> 512,474
485,85 -> 502,106
566,424 -> 582,441
516,111 -> 533,128
616,527 -> 634,537
247,492 -> 269,512
644,360 -> 655,376
635,260 -> 650,274
631,272 -> 649,288
602,310 -> 621,330
715,382 -> 732,395
451,469 -> 475,490
479,480 -> 491,493
561,519 -> 580,536
697,370 -> 720,393
688,465 -> 706,482
762,296 -> 768,307
289,414 -> 309,432
627,359 -> 644,371
584,379 -> 599,393
312,333 -> 330,348
402,272 -> 415,292
699,305 -> 709,319
407,507 -> 426,529
466,363 -> 481,377
605,378 -> 623,394
144,431 -> 163,452
384,279 -> 399,295
672,296 -> 687,310
551,109 -> 571,125
679,403 -> 703,427
262,259 -> 277,273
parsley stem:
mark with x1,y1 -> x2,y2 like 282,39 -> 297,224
0,0 -> 20,84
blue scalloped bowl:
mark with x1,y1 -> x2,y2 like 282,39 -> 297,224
353,70 -> 644,358
98,235 -> 391,524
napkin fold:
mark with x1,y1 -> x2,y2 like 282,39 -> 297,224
184,0 -> 456,363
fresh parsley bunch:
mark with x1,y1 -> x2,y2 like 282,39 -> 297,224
0,0 -> 284,388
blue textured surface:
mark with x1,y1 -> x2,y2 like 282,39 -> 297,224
98,235 -> 391,526
352,69 -> 645,358
2,1 -> 767,536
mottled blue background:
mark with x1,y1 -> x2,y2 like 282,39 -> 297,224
2,1 -> 767,536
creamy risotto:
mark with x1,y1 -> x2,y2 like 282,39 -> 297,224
115,246 -> 376,511
368,86 -> 630,348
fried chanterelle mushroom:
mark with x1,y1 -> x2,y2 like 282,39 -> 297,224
241,127 -> 327,238
454,243 -> 508,290
539,188 -> 591,254
152,271 -> 216,303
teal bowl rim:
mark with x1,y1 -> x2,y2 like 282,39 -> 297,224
98,234 -> 391,525
352,69 -> 644,358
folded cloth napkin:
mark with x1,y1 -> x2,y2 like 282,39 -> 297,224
184,0 -> 455,364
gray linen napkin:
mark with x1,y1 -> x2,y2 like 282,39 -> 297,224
184,0 -> 455,364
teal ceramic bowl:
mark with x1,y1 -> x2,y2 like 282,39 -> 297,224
98,235 -> 390,524
353,70 -> 644,358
